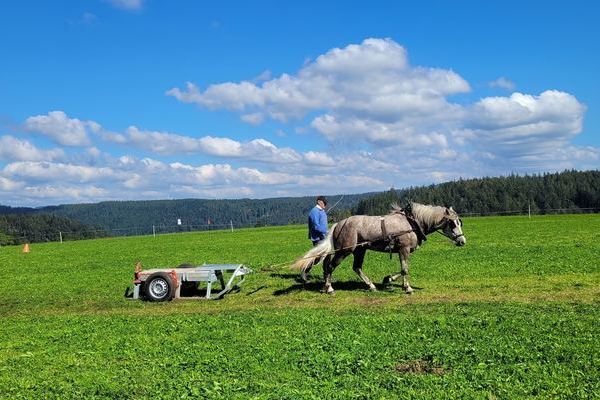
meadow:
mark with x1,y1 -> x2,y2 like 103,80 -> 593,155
0,214 -> 598,399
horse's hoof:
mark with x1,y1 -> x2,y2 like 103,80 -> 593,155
383,276 -> 392,285
324,287 -> 335,295
405,287 -> 414,295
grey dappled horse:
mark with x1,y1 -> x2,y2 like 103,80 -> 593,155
293,203 -> 466,294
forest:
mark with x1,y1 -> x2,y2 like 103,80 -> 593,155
354,170 -> 600,216
0,170 -> 598,243
0,214 -> 105,246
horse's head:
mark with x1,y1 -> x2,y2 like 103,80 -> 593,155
440,207 -> 466,246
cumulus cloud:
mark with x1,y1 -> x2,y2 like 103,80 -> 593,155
2,161 -> 127,183
3,38 -> 597,206
24,111 -> 99,147
465,90 -> 586,157
167,38 -> 471,126
0,135 -> 65,162
0,151 -> 391,206
165,37 -> 594,175
110,126 -> 304,163
0,176 -> 24,191
303,151 -> 335,166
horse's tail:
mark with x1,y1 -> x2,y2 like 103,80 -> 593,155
291,223 -> 338,271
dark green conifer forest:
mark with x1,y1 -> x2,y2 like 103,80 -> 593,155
1,170 -> 598,243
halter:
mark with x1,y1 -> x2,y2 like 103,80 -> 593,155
436,217 -> 465,242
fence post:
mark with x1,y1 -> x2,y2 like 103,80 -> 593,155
153,225 -> 156,238
59,231 -> 63,243
230,220 -> 233,233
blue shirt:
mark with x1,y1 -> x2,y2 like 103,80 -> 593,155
308,205 -> 328,242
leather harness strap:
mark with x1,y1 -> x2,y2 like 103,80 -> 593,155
379,213 -> 428,259
405,214 -> 427,245
379,217 -> 395,259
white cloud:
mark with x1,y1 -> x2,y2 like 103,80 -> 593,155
0,135 -> 65,162
165,37 -> 594,175
124,126 -> 203,155
24,111 -> 97,147
0,176 -> 24,191
310,114 -> 450,148
20,185 -> 108,201
2,161 -> 126,183
466,90 -> 586,157
240,113 -> 264,125
3,38 -> 597,207
489,77 -> 516,91
303,151 -> 335,166
167,38 -> 471,124
111,126 -> 303,163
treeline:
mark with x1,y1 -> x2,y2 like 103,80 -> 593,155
1,170 -> 598,243
355,170 -> 600,216
0,214 -> 105,245
0,194 -> 370,235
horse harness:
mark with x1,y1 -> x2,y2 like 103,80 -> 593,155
379,212 -> 427,259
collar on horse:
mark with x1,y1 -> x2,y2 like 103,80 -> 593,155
401,202 -> 427,244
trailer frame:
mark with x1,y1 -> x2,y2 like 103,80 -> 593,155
132,262 -> 252,301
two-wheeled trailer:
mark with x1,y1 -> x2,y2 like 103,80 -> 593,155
131,262 -> 252,301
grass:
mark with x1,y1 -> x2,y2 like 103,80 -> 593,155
0,214 -> 599,399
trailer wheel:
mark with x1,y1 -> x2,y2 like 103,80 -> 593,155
143,272 -> 176,302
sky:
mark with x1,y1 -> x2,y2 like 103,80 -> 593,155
1,0 -> 599,207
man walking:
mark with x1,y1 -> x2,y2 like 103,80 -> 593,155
308,195 -> 328,246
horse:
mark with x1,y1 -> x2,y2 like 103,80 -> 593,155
292,202 -> 466,294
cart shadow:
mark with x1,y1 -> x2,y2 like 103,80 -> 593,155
270,273 -> 422,296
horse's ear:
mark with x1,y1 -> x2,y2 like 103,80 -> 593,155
445,208 -> 450,215
449,206 -> 454,211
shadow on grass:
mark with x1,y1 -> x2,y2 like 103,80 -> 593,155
271,272 -> 423,296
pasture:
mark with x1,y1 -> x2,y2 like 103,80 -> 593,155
0,214 -> 598,399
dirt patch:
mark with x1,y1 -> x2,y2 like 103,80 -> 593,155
395,359 -> 448,375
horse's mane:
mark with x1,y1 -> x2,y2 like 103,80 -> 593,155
389,202 -> 447,227
389,203 -> 403,214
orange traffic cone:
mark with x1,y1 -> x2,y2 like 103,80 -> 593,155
22,243 -> 30,253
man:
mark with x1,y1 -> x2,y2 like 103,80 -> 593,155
308,195 -> 328,246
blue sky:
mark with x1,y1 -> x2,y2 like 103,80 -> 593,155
1,0 -> 599,207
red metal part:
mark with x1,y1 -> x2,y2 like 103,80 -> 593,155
134,261 -> 142,284
169,269 -> 179,289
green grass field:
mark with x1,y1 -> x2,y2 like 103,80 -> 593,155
1,214 -> 599,399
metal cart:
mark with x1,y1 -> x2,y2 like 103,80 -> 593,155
131,262 -> 252,301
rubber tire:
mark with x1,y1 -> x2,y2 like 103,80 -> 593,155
143,272 -> 176,302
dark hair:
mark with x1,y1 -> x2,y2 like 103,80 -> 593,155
316,196 -> 328,206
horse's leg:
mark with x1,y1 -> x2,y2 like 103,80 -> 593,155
383,251 -> 403,285
323,252 -> 346,294
352,248 -> 377,291
398,247 -> 413,294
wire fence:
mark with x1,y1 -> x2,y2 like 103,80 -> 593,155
2,207 -> 599,246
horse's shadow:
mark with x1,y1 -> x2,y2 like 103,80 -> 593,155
270,273 -> 422,296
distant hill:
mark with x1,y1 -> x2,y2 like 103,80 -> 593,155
0,213 -> 104,245
0,194 -> 372,235
1,170 -> 598,239
355,170 -> 600,216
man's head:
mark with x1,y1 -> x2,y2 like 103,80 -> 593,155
316,196 -> 327,208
